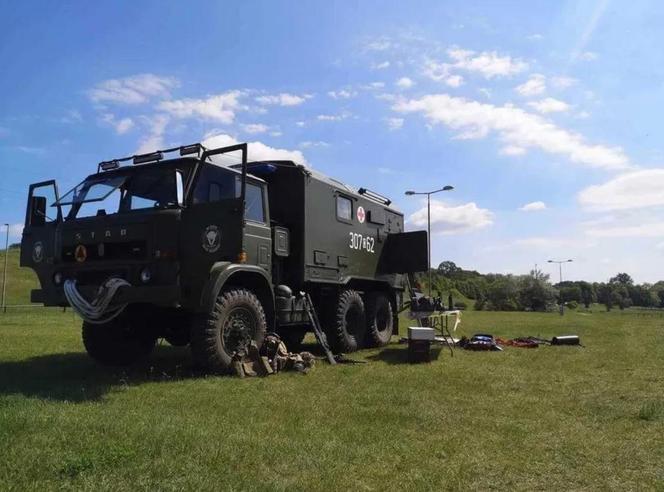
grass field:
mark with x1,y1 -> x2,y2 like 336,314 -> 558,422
0,248 -> 38,306
1,308 -> 662,490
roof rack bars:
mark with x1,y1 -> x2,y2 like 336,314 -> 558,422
358,187 -> 392,206
96,143 -> 208,172
133,151 -> 163,165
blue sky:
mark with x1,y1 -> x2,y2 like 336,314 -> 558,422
2,0 -> 664,282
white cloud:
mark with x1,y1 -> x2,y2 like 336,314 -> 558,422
396,77 -> 414,89
270,131 -> 282,137
255,93 -> 312,106
423,59 -> 451,82
364,38 -> 392,51
551,76 -> 577,89
136,114 -> 169,154
515,74 -> 546,97
374,93 -> 396,102
579,169 -> 664,211
61,109 -> 83,124
158,91 -> 243,124
88,74 -> 179,104
386,117 -> 404,130
500,145 -> 526,156
317,112 -> 350,122
202,133 -> 307,166
241,123 -> 268,134
115,117 -> 134,135
479,88 -> 491,99
409,200 -> 493,235
295,121 -> 306,127
528,97 -> 571,114
447,47 -> 528,79
445,75 -> 464,87
587,222 -> 664,238
359,82 -> 386,90
513,236 -> 595,249
299,141 -> 329,148
578,51 -> 598,61
527,34 -> 544,41
15,146 -> 44,155
422,60 -> 464,87
327,89 -> 357,99
393,94 -> 630,170
519,201 -> 547,211
371,61 -> 390,70
102,113 -> 135,135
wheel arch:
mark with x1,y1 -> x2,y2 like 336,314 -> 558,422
200,262 -> 276,330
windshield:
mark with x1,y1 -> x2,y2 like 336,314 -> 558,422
59,167 -> 184,219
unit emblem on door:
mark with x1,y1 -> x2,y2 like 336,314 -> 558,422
32,241 -> 44,263
201,225 -> 221,253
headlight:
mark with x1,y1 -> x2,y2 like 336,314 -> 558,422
140,268 -> 152,284
53,272 -> 62,285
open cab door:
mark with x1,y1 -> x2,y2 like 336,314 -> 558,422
20,180 -> 62,269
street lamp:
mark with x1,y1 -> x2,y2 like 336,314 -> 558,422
2,224 -> 8,313
548,259 -> 573,315
405,186 -> 454,296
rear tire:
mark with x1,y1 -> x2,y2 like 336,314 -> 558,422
327,289 -> 366,353
366,293 -> 394,347
191,288 -> 267,373
82,312 -> 157,366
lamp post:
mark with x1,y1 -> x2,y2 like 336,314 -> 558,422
405,186 -> 454,296
2,224 -> 8,313
548,258 -> 573,315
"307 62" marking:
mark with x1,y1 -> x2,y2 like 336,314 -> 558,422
349,232 -> 375,253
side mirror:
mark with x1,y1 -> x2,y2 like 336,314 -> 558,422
30,196 -> 47,226
175,171 -> 184,206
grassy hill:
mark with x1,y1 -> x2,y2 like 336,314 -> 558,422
0,248 -> 39,306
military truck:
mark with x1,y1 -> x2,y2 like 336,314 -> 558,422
20,143 -> 427,371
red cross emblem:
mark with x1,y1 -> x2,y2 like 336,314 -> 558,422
356,206 -> 366,223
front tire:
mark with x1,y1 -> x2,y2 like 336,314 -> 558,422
191,288 -> 267,373
82,312 -> 157,366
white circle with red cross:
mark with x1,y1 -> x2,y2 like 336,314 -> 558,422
356,206 -> 366,224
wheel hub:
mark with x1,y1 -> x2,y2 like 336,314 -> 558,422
222,307 -> 255,353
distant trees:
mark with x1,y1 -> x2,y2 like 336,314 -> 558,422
609,273 -> 633,286
578,281 -> 596,308
425,261 -> 664,313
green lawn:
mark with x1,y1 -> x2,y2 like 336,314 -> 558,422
1,308 -> 662,490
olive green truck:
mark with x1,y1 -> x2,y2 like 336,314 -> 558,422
21,143 -> 427,372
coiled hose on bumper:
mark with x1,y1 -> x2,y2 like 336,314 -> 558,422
63,277 -> 131,324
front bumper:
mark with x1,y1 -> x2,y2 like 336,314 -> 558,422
32,284 -> 180,307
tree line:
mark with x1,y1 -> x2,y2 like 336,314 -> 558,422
421,261 -> 664,312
